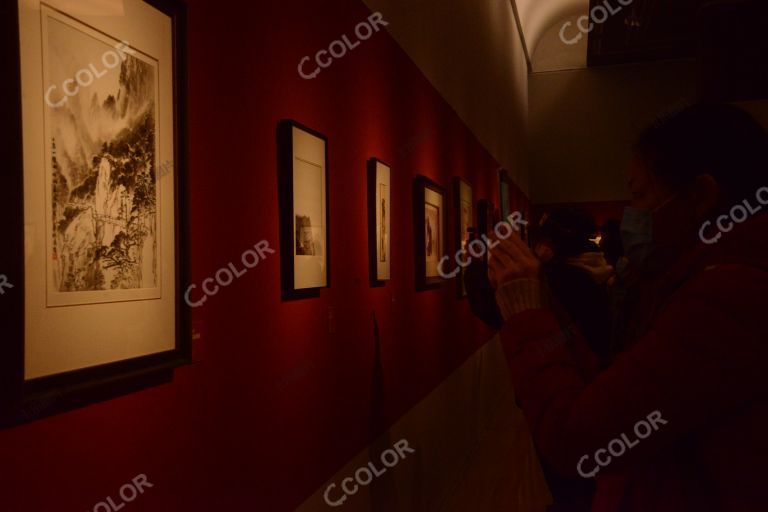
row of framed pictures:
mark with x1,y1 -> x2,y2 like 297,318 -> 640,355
278,119 -> 519,300
1,0 -> 515,422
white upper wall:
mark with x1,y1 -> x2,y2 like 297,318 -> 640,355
531,13 -> 588,73
361,0 -> 531,193
528,60 -> 699,204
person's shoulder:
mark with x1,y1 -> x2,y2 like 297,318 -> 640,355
688,263 -> 768,290
651,263 -> 768,359
670,263 -> 768,314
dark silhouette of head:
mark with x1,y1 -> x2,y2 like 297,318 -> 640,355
633,103 -> 768,208
536,207 -> 599,261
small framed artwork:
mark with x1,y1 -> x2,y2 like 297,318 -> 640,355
499,169 -> 512,219
277,120 -> 330,300
413,176 -> 446,290
368,158 -> 391,286
454,178 -> 473,298
1,0 -> 190,425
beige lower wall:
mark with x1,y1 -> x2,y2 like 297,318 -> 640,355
295,336 -> 551,512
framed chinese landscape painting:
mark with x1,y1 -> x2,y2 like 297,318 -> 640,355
0,0 -> 190,425
277,120 -> 330,300
413,176 -> 445,291
368,158 -> 391,286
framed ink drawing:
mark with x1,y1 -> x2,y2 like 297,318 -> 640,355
413,176 -> 445,290
278,120 -> 329,300
368,158 -> 391,286
454,178 -> 473,298
1,0 -> 190,425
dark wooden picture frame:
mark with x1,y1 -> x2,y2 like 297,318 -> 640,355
368,158 -> 391,287
277,119 -> 330,301
454,178 -> 473,298
413,176 -> 446,291
0,0 -> 191,427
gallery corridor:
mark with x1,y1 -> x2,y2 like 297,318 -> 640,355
1,0 -> 766,511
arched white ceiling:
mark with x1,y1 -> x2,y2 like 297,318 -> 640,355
514,0 -> 589,59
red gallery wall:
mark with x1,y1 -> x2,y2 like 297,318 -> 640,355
0,0 -> 528,510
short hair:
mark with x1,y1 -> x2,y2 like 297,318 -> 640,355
633,103 -> 768,201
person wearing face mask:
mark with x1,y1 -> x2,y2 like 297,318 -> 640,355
608,203 -> 671,356
488,103 -> 768,511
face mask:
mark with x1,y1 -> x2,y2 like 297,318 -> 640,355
620,206 -> 654,267
620,195 -> 677,269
